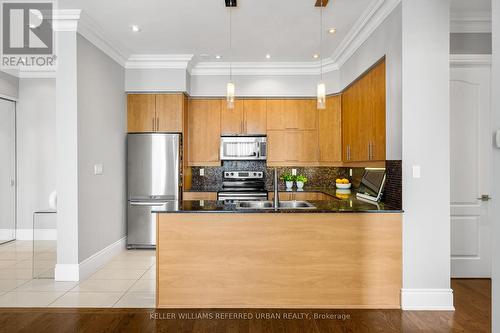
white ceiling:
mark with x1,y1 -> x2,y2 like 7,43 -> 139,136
58,0 -> 376,63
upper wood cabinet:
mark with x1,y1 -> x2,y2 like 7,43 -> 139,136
188,99 -> 221,166
342,59 -> 386,162
267,99 -> 317,131
267,130 -> 318,166
220,99 -> 267,135
318,95 -> 342,164
127,93 -> 184,133
127,94 -> 156,133
221,100 -> 244,135
156,94 -> 184,132
243,99 -> 267,134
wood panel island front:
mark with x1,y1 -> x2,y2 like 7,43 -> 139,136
155,199 -> 402,309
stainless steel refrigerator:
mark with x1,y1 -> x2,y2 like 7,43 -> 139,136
127,133 -> 181,249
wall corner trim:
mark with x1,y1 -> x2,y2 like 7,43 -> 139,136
77,236 -> 127,281
401,288 -> 455,311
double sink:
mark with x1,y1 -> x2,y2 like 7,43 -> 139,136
236,200 -> 316,210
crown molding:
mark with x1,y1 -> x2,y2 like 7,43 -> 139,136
450,54 -> 492,67
52,9 -> 81,32
125,54 -> 194,69
331,0 -> 401,68
77,12 -> 130,66
451,11 -> 492,33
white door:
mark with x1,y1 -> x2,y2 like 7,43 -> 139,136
0,98 -> 16,244
450,64 -> 492,277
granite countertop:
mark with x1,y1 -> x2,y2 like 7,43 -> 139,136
154,188 -> 402,214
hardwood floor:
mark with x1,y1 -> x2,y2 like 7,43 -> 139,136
0,279 -> 490,333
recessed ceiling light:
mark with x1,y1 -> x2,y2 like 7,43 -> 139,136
131,25 -> 141,32
328,28 -> 337,34
313,54 -> 320,59
215,55 -> 222,59
265,54 -> 271,59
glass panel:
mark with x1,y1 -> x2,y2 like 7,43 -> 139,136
32,212 -> 56,279
0,99 -> 16,244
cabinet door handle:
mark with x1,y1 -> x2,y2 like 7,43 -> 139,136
346,145 -> 351,161
156,117 -> 160,131
152,118 -> 155,132
368,143 -> 371,160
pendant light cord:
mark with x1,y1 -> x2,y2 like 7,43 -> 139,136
320,0 -> 323,81
229,6 -> 233,82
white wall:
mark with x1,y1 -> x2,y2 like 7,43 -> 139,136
189,70 -> 340,97
77,35 -> 126,263
125,68 -> 188,92
16,79 -> 56,236
55,29 -> 80,281
0,71 -> 19,100
339,3 -> 402,160
491,0 -> 499,329
401,0 -> 452,310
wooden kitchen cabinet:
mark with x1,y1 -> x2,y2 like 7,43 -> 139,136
267,130 -> 318,166
183,192 -> 218,201
188,99 -> 221,166
221,100 -> 244,135
156,94 -> 184,132
318,95 -> 342,164
221,99 -> 267,135
267,99 -> 317,131
243,99 -> 267,134
342,59 -> 386,162
127,93 -> 184,133
127,94 -> 156,132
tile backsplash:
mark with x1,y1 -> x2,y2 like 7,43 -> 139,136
189,160 -> 403,209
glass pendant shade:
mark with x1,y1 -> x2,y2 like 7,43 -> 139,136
317,82 -> 326,109
227,81 -> 235,110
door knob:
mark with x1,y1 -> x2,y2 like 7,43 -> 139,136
10,180 -> 15,187
478,195 -> 492,201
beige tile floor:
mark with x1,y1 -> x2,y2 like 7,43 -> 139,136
0,240 -> 156,308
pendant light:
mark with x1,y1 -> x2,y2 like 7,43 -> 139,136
226,3 -> 235,110
317,0 -> 326,110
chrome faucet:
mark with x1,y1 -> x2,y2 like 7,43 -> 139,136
274,168 -> 280,210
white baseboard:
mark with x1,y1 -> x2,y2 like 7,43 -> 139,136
16,229 -> 57,241
401,288 -> 455,311
78,236 -> 127,281
55,264 -> 79,281
54,237 -> 126,282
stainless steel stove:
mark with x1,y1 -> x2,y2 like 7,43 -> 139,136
217,171 -> 268,202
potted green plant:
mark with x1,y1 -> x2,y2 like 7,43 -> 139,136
280,173 -> 295,190
295,174 -> 308,190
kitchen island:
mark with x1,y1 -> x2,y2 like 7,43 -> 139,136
155,195 -> 402,309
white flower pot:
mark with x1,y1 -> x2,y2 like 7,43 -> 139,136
285,181 -> 294,190
296,181 -> 305,190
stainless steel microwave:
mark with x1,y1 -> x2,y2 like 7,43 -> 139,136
220,136 -> 267,161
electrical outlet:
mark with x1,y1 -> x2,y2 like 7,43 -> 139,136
292,169 -> 297,176
199,200 -> 205,207
412,165 -> 421,179
94,164 -> 103,175
349,168 -> 353,177
200,168 -> 205,176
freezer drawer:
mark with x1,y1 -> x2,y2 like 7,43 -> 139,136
127,201 -> 178,249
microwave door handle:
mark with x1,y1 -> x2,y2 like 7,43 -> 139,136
256,142 -> 260,158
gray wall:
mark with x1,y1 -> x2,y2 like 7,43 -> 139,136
0,71 -> 19,99
17,78 -> 56,231
125,68 -> 188,92
450,33 -> 492,54
339,3 -> 402,160
77,35 -> 126,262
